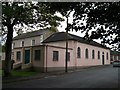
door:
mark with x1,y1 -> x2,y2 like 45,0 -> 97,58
102,54 -> 104,65
25,49 -> 30,64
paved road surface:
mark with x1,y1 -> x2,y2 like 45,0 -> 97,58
3,65 -> 119,88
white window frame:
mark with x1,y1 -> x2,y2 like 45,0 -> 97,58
40,34 -> 43,43
21,41 -> 24,47
31,40 -> 35,46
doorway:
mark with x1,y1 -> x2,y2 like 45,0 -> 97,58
25,49 -> 30,64
102,54 -> 104,65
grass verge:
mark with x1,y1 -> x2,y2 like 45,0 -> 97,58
1,70 -> 39,77
11,70 -> 38,77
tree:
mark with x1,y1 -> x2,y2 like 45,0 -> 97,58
48,2 -> 120,51
73,2 -> 120,51
2,2 -> 64,77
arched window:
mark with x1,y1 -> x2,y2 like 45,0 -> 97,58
98,51 -> 100,59
77,47 -> 81,58
92,50 -> 95,59
85,48 -> 89,59
102,52 -> 104,54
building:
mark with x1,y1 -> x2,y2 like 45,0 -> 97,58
12,29 -> 56,69
0,52 -> 5,61
0,52 -> 5,69
110,50 -> 120,63
12,31 -> 110,72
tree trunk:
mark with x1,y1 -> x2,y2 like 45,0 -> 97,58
4,24 -> 13,77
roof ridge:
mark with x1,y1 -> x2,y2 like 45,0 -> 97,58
43,32 -> 109,49
13,29 -> 48,40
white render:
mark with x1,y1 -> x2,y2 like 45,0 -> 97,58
43,40 -> 110,69
12,31 -> 110,72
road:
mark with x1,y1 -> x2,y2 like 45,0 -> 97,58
3,65 -> 119,88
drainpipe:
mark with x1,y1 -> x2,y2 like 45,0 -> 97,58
45,45 -> 48,72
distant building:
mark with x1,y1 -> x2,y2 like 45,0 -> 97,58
110,50 -> 120,63
12,31 -> 110,72
0,52 -> 5,61
0,52 -> 5,69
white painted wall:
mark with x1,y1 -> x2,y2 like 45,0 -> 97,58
13,30 -> 54,48
44,40 -> 110,68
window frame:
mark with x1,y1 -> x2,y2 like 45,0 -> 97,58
40,34 -> 44,43
53,51 -> 59,61
16,51 -> 21,61
34,50 -> 41,61
85,48 -> 89,59
31,40 -> 35,46
13,42 -> 15,48
21,41 -> 24,47
98,51 -> 100,60
77,47 -> 81,58
92,50 -> 95,59
67,52 -> 70,61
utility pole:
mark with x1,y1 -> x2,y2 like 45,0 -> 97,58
65,17 -> 68,73
65,11 -> 71,73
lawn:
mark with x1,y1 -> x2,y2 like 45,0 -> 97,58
11,70 -> 38,77
1,70 -> 39,77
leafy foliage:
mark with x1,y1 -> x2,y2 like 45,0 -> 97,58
48,2 -> 120,51
2,2 -> 64,77
2,2 -> 64,35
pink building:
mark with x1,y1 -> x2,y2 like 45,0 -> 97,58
13,31 -> 110,72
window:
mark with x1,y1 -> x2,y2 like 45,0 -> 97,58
53,51 -> 59,61
31,40 -> 35,46
102,52 -> 104,54
98,51 -> 100,59
13,43 -> 15,48
113,56 -> 114,60
114,56 -> 116,60
92,50 -> 95,59
34,50 -> 41,61
117,56 -> 119,60
106,52 -> 109,60
118,56 -> 120,60
67,52 -> 70,61
16,51 -> 21,61
21,41 -> 24,47
40,34 -> 43,42
77,47 -> 81,58
85,48 -> 89,59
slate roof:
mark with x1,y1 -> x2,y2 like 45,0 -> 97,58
43,32 -> 110,49
13,30 -> 47,40
110,50 -> 120,55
